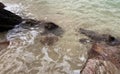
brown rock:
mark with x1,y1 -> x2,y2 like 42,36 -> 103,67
40,35 -> 58,45
81,43 -> 120,74
81,59 -> 119,74
0,41 -> 9,51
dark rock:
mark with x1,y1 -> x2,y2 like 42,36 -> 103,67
20,19 -> 59,30
20,19 -> 41,29
20,19 -> 64,36
79,28 -> 120,46
43,22 -> 64,36
44,22 -> 59,30
0,2 -> 22,32
0,2 -> 5,9
79,28 -> 109,42
18,19 -> 62,46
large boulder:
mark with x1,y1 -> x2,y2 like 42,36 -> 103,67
79,28 -> 120,74
80,43 -> 120,74
0,2 -> 22,32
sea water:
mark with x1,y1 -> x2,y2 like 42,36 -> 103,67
0,0 -> 120,74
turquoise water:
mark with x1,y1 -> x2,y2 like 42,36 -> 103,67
0,0 -> 120,74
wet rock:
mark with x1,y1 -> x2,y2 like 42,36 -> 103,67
23,19 -> 40,25
79,28 -> 120,73
0,41 -> 9,51
0,2 -> 5,9
21,19 -> 59,30
0,2 -> 22,32
44,22 -> 59,30
20,19 -> 41,29
40,35 -> 58,45
81,59 -> 119,74
20,19 -> 64,36
90,43 -> 120,68
42,22 -> 64,36
79,28 -> 120,46
79,28 -> 110,42
81,43 -> 120,74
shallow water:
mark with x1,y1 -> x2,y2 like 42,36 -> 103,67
0,0 -> 120,74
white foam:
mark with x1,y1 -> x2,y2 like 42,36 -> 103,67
4,3 -> 34,18
5,3 -> 24,15
28,30 -> 39,44
79,55 -> 86,62
41,47 -> 53,62
73,70 -> 80,74
22,51 -> 35,63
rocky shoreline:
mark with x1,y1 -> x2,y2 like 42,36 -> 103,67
0,2 -> 120,74
79,28 -> 120,74
0,2 -> 63,50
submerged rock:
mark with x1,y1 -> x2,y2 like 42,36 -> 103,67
0,2 -> 63,33
0,41 -> 9,51
0,2 -> 22,32
44,22 -> 59,30
80,43 -> 120,74
0,2 -> 63,46
20,18 -> 64,36
79,28 -> 120,46
20,19 -> 63,45
40,35 -> 58,45
20,19 -> 40,28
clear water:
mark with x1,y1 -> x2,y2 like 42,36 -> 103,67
0,0 -> 120,74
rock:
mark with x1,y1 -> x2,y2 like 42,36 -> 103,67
79,28 -> 120,73
44,22 -> 59,30
20,19 -> 64,36
0,41 -> 9,51
20,19 -> 41,29
0,2 -> 22,32
81,59 -> 119,74
79,28 -> 110,42
0,2 -> 5,9
89,43 -> 120,68
80,43 -> 120,74
79,28 -> 120,46
43,22 -> 64,36
21,19 -> 59,30
40,35 -> 58,45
